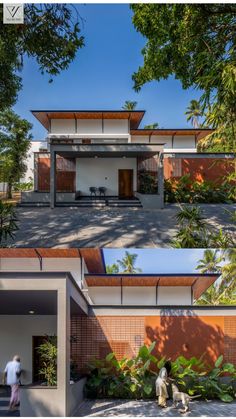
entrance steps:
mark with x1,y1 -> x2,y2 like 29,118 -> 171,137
19,196 -> 143,209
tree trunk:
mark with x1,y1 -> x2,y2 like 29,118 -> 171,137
7,182 -> 12,199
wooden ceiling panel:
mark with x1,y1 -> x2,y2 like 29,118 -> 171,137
131,129 -> 213,136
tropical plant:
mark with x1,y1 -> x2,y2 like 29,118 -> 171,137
196,250 -> 223,274
117,251 -> 142,273
36,336 -> 57,386
196,249 -> 236,305
164,175 -> 236,205
0,201 -> 18,247
185,100 -> 203,128
138,171 -> 157,194
0,4 -> 84,110
85,344 -> 236,403
106,263 -> 119,274
122,101 -> 137,111
172,206 -> 235,249
13,178 -> 33,192
0,109 -> 32,198
131,4 -> 236,151
144,123 -> 159,129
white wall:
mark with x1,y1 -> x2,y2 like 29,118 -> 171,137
131,135 -> 196,150
158,287 -> 192,305
24,141 -> 48,184
88,286 -> 192,306
0,315 -> 57,384
173,135 -> 195,149
50,119 -> 129,135
76,157 -> 137,195
51,119 -> 75,134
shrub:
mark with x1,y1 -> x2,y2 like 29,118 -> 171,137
84,343 -> 236,403
0,201 -> 18,246
164,174 -> 236,204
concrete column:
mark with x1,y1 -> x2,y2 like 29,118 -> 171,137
50,148 -> 56,209
57,285 -> 70,416
158,153 -> 164,209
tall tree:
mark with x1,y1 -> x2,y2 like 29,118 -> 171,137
0,109 -> 32,198
0,4 -> 84,110
185,100 -> 203,128
196,250 -> 222,273
144,123 -> 159,129
117,251 -> 142,274
196,249 -> 236,305
131,4 -> 236,151
122,101 -> 137,111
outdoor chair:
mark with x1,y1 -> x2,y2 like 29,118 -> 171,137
98,187 -> 107,196
89,187 -> 97,197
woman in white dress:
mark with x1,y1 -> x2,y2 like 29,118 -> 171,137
155,361 -> 172,408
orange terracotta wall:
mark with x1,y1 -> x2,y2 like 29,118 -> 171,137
71,314 -> 236,372
164,157 -> 235,183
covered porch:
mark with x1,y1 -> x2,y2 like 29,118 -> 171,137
0,272 -> 88,417
21,142 -> 164,209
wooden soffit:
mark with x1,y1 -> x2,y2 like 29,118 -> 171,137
31,110 -> 145,130
84,274 -> 219,299
131,129 -> 213,137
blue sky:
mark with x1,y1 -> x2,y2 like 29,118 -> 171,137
14,4 -> 202,140
103,249 -> 206,273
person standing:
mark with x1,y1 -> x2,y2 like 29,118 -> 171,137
155,360 -> 172,408
3,355 -> 21,411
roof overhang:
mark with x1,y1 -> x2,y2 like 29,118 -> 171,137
131,129 -> 213,140
31,110 -> 145,130
0,248 -> 106,274
84,273 -> 219,300
50,143 -> 164,158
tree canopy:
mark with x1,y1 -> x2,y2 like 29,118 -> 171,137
0,4 -> 84,110
122,101 -> 137,111
131,4 -> 236,151
0,109 -> 32,198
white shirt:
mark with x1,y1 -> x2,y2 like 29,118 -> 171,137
4,361 -> 21,385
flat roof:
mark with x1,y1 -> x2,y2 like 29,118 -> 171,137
0,248 -> 106,274
84,273 -> 219,300
31,110 -> 145,130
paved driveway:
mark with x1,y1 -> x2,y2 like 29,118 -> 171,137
75,399 -> 236,417
10,204 -> 236,248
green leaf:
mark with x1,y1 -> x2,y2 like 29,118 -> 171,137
143,384 -> 153,395
130,383 -> 137,393
148,341 -> 156,354
106,352 -> 115,362
219,393 -> 234,403
215,355 -> 224,368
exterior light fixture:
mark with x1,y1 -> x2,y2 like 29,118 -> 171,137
29,310 -> 35,314
122,156 -> 126,159
94,155 -> 98,159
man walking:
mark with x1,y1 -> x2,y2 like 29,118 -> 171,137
3,355 -> 21,411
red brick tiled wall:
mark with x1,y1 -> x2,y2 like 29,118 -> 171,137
70,315 -> 236,372
164,157 -> 235,183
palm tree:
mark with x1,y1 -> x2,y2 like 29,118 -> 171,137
117,251 -> 142,274
196,250 -> 223,273
122,101 -> 137,111
106,263 -> 119,274
185,100 -> 203,128
144,123 -> 159,129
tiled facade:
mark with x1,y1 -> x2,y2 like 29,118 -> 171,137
71,314 -> 236,373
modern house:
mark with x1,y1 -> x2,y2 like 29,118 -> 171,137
0,248 -> 235,417
20,110 -> 235,209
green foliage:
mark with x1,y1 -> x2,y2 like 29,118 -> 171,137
106,263 -> 119,274
138,171 -> 157,194
131,4 -> 236,151
0,201 -> 18,246
13,178 -> 33,192
122,101 -> 137,111
0,4 -> 84,110
164,175 -> 236,204
185,100 -> 203,128
144,123 -> 159,129
0,109 -> 32,198
117,251 -> 142,273
85,345 -> 236,402
36,336 -> 57,386
171,205 -> 235,248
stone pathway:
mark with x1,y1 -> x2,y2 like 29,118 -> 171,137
9,204 -> 236,248
75,399 -> 236,417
